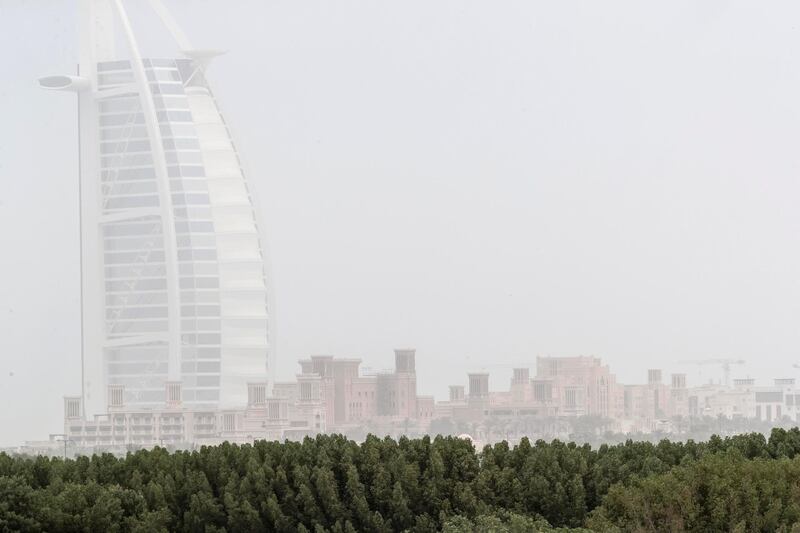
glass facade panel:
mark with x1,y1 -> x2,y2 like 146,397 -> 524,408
95,58 -> 269,410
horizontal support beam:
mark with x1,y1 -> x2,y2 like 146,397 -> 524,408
99,208 -> 161,224
104,333 -> 169,348
94,84 -> 139,100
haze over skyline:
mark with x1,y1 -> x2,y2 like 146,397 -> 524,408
3,0 -> 800,446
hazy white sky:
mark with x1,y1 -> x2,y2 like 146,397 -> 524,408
3,0 -> 800,445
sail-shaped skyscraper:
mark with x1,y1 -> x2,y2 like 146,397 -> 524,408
41,0 -> 273,418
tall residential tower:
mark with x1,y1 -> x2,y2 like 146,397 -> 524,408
41,0 -> 273,417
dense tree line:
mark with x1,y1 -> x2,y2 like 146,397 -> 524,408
588,452 -> 800,531
3,429 -> 800,531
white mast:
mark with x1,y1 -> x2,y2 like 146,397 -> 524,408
75,0 -> 111,417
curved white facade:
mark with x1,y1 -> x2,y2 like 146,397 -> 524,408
45,1 -> 272,415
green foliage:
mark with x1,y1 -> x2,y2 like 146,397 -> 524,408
587,451 -> 800,532
3,429 -> 800,531
440,510 -> 591,533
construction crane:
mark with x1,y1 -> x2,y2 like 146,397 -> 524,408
677,358 -> 746,387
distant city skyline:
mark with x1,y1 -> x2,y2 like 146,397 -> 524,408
12,348 -> 799,455
5,1 -> 800,446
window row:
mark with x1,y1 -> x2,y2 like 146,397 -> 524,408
105,346 -> 167,361
105,265 -> 166,278
100,139 -> 150,154
106,306 -> 168,320
101,152 -> 152,168
106,278 -> 166,292
105,278 -> 223,292
103,235 -> 164,252
106,292 -> 167,306
104,250 -> 165,264
182,333 -> 221,345
107,362 -> 168,375
103,192 -> 211,210
101,167 -> 155,181
180,318 -> 221,332
106,320 -> 167,334
100,113 -> 144,127
100,146 -> 203,168
103,221 -> 162,237
180,305 -> 222,318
